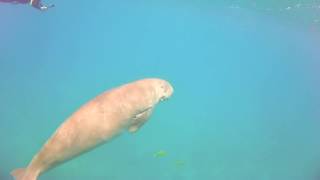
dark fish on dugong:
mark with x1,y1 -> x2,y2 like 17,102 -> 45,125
11,78 -> 174,180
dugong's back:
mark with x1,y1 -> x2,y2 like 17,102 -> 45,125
11,78 -> 174,180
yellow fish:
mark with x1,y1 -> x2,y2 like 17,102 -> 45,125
153,150 -> 167,158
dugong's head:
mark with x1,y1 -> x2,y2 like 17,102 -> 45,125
153,79 -> 174,102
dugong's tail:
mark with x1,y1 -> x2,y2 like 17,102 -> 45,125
11,168 -> 39,180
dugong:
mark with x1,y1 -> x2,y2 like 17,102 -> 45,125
11,78 -> 174,180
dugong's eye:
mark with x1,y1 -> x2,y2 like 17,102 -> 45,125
160,85 -> 167,92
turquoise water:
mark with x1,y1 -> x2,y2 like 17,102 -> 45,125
1,1 -> 320,179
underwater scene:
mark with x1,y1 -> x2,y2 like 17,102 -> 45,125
1,0 -> 320,180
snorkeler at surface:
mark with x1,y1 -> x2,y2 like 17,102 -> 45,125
0,0 -> 54,11
30,0 -> 54,11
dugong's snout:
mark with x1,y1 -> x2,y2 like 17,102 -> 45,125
158,80 -> 174,102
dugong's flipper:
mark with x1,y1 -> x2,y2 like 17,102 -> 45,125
11,167 -> 39,180
129,108 -> 153,133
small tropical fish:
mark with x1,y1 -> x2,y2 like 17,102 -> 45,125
153,150 -> 167,158
175,160 -> 186,167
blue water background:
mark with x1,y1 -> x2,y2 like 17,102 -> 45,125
1,1 -> 320,179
